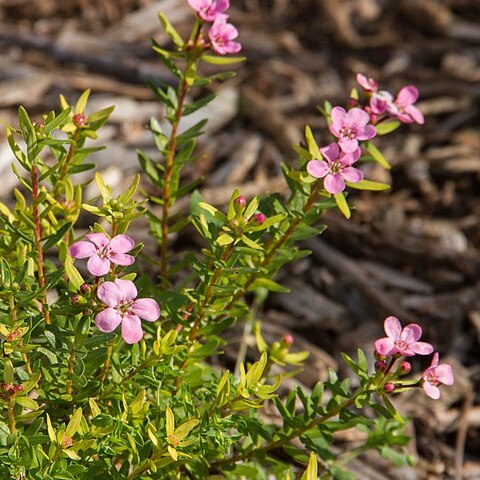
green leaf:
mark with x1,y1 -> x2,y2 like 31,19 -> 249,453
217,233 -> 234,246
65,408 -> 83,438
166,407 -> 175,436
375,121 -> 401,136
241,235 -> 263,250
334,193 -> 351,219
301,452 -> 318,480
248,278 -> 290,293
65,256 -> 84,291
305,126 -> 321,158
94,172 -> 112,201
202,55 -> 246,65
42,222 -> 71,250
15,396 -> 39,410
158,12 -> 184,48
198,202 -> 228,223
183,93 -> 216,116
75,89 -> 90,114
365,141 -> 391,169
346,179 -> 390,191
3,360 -> 14,384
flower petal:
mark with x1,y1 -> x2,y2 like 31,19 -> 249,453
85,232 -> 109,249
375,337 -> 395,356
395,86 -> 418,107
320,143 -> 340,162
401,323 -> 422,343
410,341 -> 434,355
384,316 -> 402,340
423,382 -> 440,400
341,166 -> 363,183
110,253 -> 135,267
324,173 -> 345,194
307,160 -> 329,178
339,148 -> 361,165
95,308 -> 122,333
330,107 -> 347,128
404,105 -> 424,125
346,108 -> 370,128
338,138 -> 358,153
87,255 -> 111,277
109,234 -> 135,254
69,241 -> 96,259
97,281 -> 123,307
436,364 -> 454,385
121,314 -> 143,344
356,125 -> 377,141
114,279 -> 138,301
132,298 -> 160,322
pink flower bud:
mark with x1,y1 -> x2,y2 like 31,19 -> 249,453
80,283 -> 91,294
73,113 -> 87,128
233,196 -> 246,215
375,360 -> 387,372
13,385 -> 23,393
282,334 -> 294,346
62,437 -> 73,448
399,361 -> 412,375
374,350 -> 386,361
384,383 -> 395,394
253,213 -> 267,225
71,294 -> 82,305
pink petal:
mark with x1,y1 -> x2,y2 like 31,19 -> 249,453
97,281 -> 123,307
341,166 -> 363,183
396,112 -> 414,124
307,160 -> 329,178
401,323 -> 422,343
410,341 -> 434,355
87,255 -> 111,277
121,314 -> 143,344
109,234 -> 135,254
370,91 -> 393,114
436,365 -> 454,385
110,253 -> 135,267
404,105 -> 424,125
324,173 -> 345,194
338,138 -> 359,153
114,279 -> 138,301
328,123 -> 341,138
188,0 -> 209,9
69,241 -> 96,259
375,337 -> 395,356
132,298 -> 160,322
384,316 -> 402,340
356,73 -> 377,92
330,107 -> 347,128
430,352 -> 439,368
356,125 -> 377,141
423,382 -> 440,400
215,0 -> 230,12
85,232 -> 109,249
339,148 -> 361,165
320,143 -> 340,162
95,308 -> 122,333
346,108 -> 370,128
395,86 -> 419,107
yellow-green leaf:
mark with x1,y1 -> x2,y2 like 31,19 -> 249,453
301,452 -> 318,480
365,141 -> 391,169
64,256 -> 84,291
174,419 -> 199,441
166,407 -> 175,436
65,408 -> 83,438
334,193 -> 351,219
167,445 -> 178,461
202,55 -> 246,65
347,179 -> 390,191
46,414 -> 56,444
305,126 -> 321,158
75,89 -> 90,114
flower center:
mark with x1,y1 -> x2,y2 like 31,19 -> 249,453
339,127 -> 356,140
426,372 -> 440,386
98,245 -> 112,259
395,340 -> 409,351
328,160 -> 343,175
116,300 -> 134,317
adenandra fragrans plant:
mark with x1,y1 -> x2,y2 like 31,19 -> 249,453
0,3 -> 453,479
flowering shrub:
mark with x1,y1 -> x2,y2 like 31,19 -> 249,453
0,3 -> 454,479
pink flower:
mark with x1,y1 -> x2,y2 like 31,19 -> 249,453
306,142 -> 363,194
422,353 -> 454,399
208,15 -> 241,55
375,316 -> 434,357
356,73 -> 378,92
370,87 -> 424,125
69,233 -> 135,277
329,107 -> 376,153
188,0 -> 229,22
95,279 -> 160,344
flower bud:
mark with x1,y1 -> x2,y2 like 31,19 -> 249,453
398,361 -> 411,375
374,350 -> 386,361
384,383 -> 395,394
73,113 -> 87,128
13,384 -> 23,393
62,436 -> 73,448
375,360 -> 387,372
233,196 -> 246,215
252,213 -> 267,225
80,283 -> 90,294
282,334 -> 294,346
71,294 -> 82,305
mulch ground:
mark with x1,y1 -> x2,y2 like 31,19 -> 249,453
0,0 -> 479,478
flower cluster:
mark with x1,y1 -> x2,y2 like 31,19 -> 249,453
306,74 -> 424,195
375,316 -> 454,399
188,0 -> 241,55
70,232 -> 160,344
356,73 -> 424,125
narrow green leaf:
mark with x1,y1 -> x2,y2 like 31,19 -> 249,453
301,452 -> 318,480
15,396 -> 39,410
75,89 -> 90,114
365,141 -> 391,169
305,126 -> 321,158
158,12 -> 184,48
3,360 -> 14,384
202,55 -> 246,65
376,121 -> 401,136
346,179 -> 390,191
334,193 -> 351,219
65,256 -> 84,291
65,408 -> 83,438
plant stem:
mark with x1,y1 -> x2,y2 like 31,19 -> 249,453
7,398 -> 16,434
31,163 -> 50,324
98,339 -> 114,383
65,339 -> 76,397
54,129 -> 80,198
